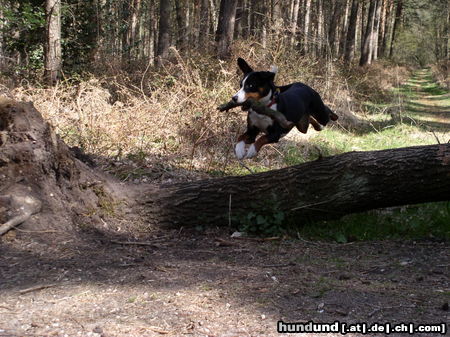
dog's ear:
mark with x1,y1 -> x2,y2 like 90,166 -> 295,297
237,58 -> 253,74
260,71 -> 275,82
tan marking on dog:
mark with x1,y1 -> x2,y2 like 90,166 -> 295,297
245,92 -> 262,100
254,135 -> 270,152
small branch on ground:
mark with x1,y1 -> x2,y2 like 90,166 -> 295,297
0,194 -> 42,236
18,283 -> 58,295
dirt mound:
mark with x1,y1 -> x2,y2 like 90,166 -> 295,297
0,98 -> 127,238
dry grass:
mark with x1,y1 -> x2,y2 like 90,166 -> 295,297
0,40 -> 411,177
431,60 -> 449,90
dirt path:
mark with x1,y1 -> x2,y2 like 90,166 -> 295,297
401,69 -> 450,133
1,71 -> 449,337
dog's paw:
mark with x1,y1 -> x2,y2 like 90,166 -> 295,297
245,144 -> 258,159
235,141 -> 247,159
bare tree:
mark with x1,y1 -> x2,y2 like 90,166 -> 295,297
199,0 -> 210,46
216,0 -> 238,59
360,0 -> 377,66
156,0 -> 171,66
389,0 -> 403,58
344,0 -> 359,64
44,0 -> 62,85
303,0 -> 312,53
372,0 -> 382,60
290,0 -> 300,47
175,0 -> 189,51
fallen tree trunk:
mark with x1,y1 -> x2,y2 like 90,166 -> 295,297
143,144 -> 450,227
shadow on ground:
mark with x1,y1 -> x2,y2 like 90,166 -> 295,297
1,226 -> 449,336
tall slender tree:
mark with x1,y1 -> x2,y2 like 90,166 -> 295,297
216,0 -> 238,59
44,0 -> 62,85
360,0 -> 377,66
156,0 -> 171,66
389,0 -> 403,58
303,0 -> 312,53
344,0 -> 359,64
290,0 -> 300,48
199,0 -> 210,46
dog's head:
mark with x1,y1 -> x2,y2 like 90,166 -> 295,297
232,58 -> 277,105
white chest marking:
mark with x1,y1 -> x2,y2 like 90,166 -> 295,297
249,109 -> 273,133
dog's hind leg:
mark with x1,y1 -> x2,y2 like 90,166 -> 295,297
296,113 -> 310,133
325,105 -> 339,121
309,116 -> 323,131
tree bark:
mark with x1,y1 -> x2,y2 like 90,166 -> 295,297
199,0 -> 210,46
389,0 -> 402,58
44,0 -> 62,85
289,0 -> 300,47
338,0 -> 351,58
156,0 -> 171,66
328,0 -> 344,56
142,144 -> 450,228
380,0 -> 393,58
175,0 -> 188,51
377,0 -> 386,58
216,0 -> 238,59
303,0 -> 312,53
344,0 -> 359,64
359,0 -> 377,66
315,0 -> 324,57
371,0 -> 382,61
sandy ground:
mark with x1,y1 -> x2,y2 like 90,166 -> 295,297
1,227 -> 448,337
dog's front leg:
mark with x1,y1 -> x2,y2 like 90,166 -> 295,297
236,128 -> 259,159
235,138 -> 247,159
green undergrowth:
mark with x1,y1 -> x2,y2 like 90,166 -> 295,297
297,202 -> 450,243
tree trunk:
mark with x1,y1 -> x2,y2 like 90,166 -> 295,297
315,0 -> 324,57
0,4 -> 4,69
372,0 -> 382,61
289,0 -> 300,48
380,0 -> 393,58
444,1 -> 449,61
328,0 -> 343,56
338,0 -> 351,58
389,0 -> 403,58
271,0 -> 283,38
234,0 -> 244,39
359,0 -> 376,66
216,0 -> 238,58
303,0 -> 311,53
142,144 -> 450,228
344,0 -> 359,64
122,0 -> 141,61
156,0 -> 171,66
199,0 -> 210,46
377,0 -> 386,58
44,0 -> 62,85
175,0 -> 188,51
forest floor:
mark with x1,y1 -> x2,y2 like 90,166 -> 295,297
0,70 -> 449,337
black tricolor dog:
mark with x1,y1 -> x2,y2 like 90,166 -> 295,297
232,57 -> 338,159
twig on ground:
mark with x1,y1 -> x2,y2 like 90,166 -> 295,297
368,304 -> 416,317
238,160 -> 254,174
261,262 -> 296,268
18,283 -> 58,295
0,213 -> 32,236
111,240 -> 164,247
